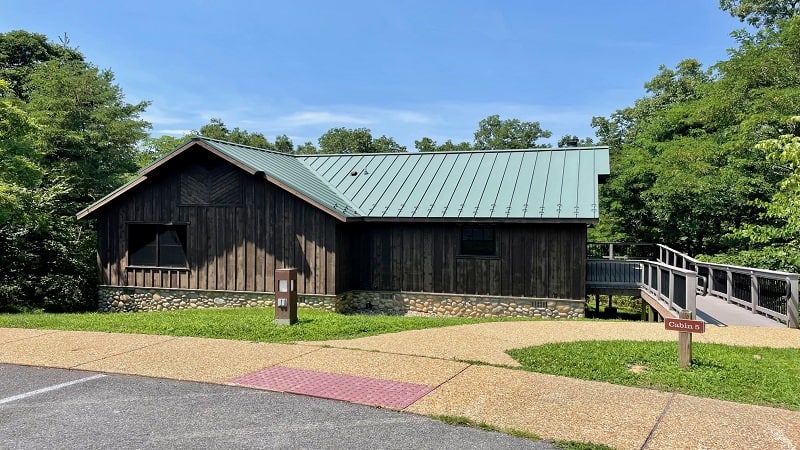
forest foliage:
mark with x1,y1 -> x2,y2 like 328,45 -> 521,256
2,1 -> 800,311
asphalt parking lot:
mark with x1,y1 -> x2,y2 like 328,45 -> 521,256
0,364 -> 553,449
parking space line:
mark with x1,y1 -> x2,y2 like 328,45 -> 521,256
0,374 -> 107,405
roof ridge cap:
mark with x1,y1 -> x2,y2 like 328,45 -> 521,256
298,146 -> 610,157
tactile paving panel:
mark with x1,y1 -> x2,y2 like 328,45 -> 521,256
230,366 -> 435,409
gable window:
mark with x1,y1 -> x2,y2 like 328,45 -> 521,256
460,227 -> 495,256
128,224 -> 188,268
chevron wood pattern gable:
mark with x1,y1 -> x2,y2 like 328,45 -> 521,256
180,164 -> 243,205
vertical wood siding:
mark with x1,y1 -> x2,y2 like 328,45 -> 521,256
95,159 -> 337,294
339,222 -> 586,299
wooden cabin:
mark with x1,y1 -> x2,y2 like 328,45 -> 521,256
78,137 -> 609,318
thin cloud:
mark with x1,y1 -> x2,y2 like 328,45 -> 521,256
278,111 -> 372,127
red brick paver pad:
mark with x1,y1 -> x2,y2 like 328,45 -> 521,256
230,366 -> 435,409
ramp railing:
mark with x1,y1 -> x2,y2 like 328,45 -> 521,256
656,245 -> 798,328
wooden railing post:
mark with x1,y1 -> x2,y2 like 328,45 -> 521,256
608,243 -> 614,260
788,275 -> 799,329
751,270 -> 759,314
668,269 -> 675,311
686,271 -> 697,315
707,267 -> 715,293
726,268 -> 733,304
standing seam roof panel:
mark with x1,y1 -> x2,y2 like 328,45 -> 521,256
322,156 -> 356,188
459,152 -> 499,218
474,152 -> 510,217
359,155 -> 410,216
489,152 -> 524,218
576,150 -> 598,218
560,151 -> 582,218
409,154 -> 448,218
523,152 -> 549,218
444,153 -> 486,218
413,153 -> 459,218
381,154 -> 436,217
347,155 -> 400,211
538,151 -> 566,218
426,153 -> 473,218
341,155 -> 388,200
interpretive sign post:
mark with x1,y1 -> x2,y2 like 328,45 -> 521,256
664,310 -> 705,368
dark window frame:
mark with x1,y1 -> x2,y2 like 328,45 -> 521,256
459,226 -> 496,257
127,223 -> 189,269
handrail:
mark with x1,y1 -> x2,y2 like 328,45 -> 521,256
588,243 -> 800,328
586,257 -> 696,317
639,259 -> 697,315
656,244 -> 798,328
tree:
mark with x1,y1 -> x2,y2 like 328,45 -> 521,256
415,136 -> 473,152
720,0 -> 800,28
26,58 -> 150,210
715,116 -> 800,271
0,30 -> 82,99
473,114 -> 551,150
557,135 -> 595,147
318,127 -> 406,153
372,135 -> 406,153
591,17 -> 800,258
138,135 -> 185,167
0,30 -> 150,311
295,141 -> 318,154
274,134 -> 293,153
196,118 -> 273,150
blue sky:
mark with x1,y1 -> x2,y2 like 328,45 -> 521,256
4,1 -> 745,150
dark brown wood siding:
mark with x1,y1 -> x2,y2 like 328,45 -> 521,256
95,156 -> 338,294
340,222 -> 586,299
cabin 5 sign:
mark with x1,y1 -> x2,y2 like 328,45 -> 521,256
664,317 -> 705,333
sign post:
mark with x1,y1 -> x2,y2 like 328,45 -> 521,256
664,310 -> 705,368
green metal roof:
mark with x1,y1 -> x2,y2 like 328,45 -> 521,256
300,146 -> 609,220
78,137 -> 609,222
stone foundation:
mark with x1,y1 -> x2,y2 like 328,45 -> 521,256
338,291 -> 584,318
98,286 -> 584,319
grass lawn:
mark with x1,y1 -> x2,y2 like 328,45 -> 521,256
507,340 -> 800,410
0,307 -> 521,342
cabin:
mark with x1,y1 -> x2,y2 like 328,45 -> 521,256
77,137 -> 610,318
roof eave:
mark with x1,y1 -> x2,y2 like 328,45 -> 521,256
356,217 -> 598,224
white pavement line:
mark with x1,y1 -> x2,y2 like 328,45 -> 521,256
0,374 -> 107,405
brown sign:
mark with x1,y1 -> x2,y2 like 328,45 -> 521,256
665,317 -> 705,333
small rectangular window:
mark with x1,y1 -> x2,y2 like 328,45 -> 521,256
460,226 -> 495,256
128,224 -> 188,268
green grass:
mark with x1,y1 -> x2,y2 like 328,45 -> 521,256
429,415 -> 612,449
507,340 -> 800,410
0,307 -> 524,342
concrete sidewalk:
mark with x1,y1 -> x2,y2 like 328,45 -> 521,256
1,325 -> 799,450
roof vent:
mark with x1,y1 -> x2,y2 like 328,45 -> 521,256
350,170 -> 358,176
565,138 -> 579,147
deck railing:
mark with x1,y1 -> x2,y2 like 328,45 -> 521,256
590,243 -> 799,328
585,255 -> 696,317
656,244 -> 799,328
640,259 -> 697,314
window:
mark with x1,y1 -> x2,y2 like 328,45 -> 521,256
128,224 -> 188,268
460,227 -> 495,256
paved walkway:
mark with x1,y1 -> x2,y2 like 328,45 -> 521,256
2,322 -> 799,450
